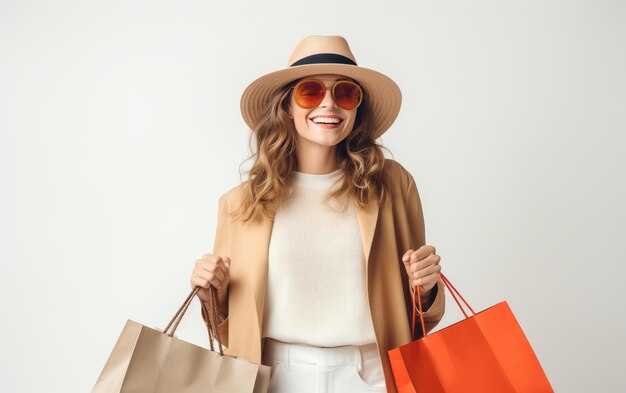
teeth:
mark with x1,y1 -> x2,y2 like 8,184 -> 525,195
312,117 -> 341,124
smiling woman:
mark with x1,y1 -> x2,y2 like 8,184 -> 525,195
287,74 -> 360,173
190,35 -> 446,393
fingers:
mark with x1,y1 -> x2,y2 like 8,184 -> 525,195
192,269 -> 223,289
408,253 -> 441,273
411,277 -> 438,293
190,274 -> 221,291
410,265 -> 441,291
216,256 -> 231,278
213,266 -> 225,281
412,245 -> 436,263
401,246 -> 441,291
191,254 -> 231,291
409,262 -> 442,281
402,245 -> 436,265
401,249 -> 414,264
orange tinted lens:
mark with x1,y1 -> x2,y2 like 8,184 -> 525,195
294,80 -> 324,108
334,82 -> 362,110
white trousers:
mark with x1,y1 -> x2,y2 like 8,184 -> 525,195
261,338 -> 387,393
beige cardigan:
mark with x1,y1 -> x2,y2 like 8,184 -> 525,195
204,158 -> 445,392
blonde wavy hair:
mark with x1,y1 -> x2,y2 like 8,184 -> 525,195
232,77 -> 393,223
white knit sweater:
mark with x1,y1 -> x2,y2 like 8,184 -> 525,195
261,168 -> 377,347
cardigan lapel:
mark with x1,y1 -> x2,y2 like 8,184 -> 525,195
355,197 -> 381,271
246,196 -> 381,337
244,213 -> 273,332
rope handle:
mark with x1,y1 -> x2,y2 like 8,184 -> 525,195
162,285 -> 225,356
411,272 -> 477,339
163,287 -> 198,336
201,286 -> 225,356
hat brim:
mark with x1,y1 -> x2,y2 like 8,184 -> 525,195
240,63 -> 402,140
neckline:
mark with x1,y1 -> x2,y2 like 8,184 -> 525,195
293,168 -> 342,188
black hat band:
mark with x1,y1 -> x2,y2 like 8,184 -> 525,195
290,53 -> 357,67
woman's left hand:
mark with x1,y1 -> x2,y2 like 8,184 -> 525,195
402,245 -> 442,299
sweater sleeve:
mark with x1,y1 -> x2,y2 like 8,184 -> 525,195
405,175 -> 446,338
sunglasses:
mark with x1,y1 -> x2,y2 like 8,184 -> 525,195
291,79 -> 364,110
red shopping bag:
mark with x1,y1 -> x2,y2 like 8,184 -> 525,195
388,273 -> 554,393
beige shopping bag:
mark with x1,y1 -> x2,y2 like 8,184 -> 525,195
91,286 -> 270,393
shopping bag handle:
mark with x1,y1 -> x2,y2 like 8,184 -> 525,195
200,287 -> 225,355
162,286 -> 225,355
411,272 -> 477,339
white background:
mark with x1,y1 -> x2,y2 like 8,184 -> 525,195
1,1 -> 625,391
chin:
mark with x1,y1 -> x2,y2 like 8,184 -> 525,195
299,133 -> 337,146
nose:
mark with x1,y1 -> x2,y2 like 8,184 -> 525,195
319,86 -> 337,108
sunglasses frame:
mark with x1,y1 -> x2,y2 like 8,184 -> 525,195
291,78 -> 364,110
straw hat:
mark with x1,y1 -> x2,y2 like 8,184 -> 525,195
240,35 -> 402,140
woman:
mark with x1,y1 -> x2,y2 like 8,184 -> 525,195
190,35 -> 445,393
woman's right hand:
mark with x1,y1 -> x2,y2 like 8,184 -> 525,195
190,253 -> 231,303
